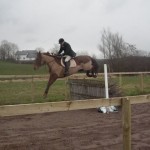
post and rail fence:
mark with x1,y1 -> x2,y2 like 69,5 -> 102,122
0,72 -> 150,81
0,95 -> 150,150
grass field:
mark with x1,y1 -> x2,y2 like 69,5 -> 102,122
115,75 -> 150,96
0,61 -> 47,75
0,61 -> 150,105
0,75 -> 150,105
0,80 -> 67,105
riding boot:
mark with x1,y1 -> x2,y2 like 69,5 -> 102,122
64,61 -> 69,76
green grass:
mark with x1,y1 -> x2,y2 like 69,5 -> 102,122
113,75 -> 150,96
0,61 -> 67,105
0,75 -> 149,105
0,80 -> 67,105
0,61 -> 48,75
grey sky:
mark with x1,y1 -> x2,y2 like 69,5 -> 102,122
0,0 -> 150,57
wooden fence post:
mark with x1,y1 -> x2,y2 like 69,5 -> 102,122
119,74 -> 122,88
65,77 -> 69,100
140,73 -> 144,92
31,76 -> 34,102
122,98 -> 131,150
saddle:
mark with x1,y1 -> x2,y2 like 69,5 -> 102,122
61,57 -> 77,68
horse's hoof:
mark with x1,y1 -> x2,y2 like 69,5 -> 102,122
93,75 -> 97,78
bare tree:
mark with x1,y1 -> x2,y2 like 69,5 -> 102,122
35,47 -> 45,52
49,44 -> 60,54
0,40 -> 19,60
98,29 -> 139,59
92,54 -> 97,59
98,29 -> 143,72
10,43 -> 19,59
76,51 -> 89,56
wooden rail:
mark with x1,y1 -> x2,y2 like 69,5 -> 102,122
0,75 -> 49,81
0,95 -> 150,150
0,95 -> 149,117
0,72 -> 149,81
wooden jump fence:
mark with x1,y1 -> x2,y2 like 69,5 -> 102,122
68,79 -> 106,100
0,95 -> 150,150
68,78 -> 121,100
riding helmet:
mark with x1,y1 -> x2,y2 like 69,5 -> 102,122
59,38 -> 64,44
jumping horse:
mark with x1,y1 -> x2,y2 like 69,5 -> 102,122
34,52 -> 99,98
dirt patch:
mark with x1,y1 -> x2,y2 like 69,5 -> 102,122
0,103 -> 150,150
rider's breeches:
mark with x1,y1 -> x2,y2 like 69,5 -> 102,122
64,55 -> 71,62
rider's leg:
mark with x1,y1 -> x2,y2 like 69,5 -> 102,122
64,56 -> 71,76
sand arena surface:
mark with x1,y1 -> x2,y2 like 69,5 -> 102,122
0,103 -> 150,150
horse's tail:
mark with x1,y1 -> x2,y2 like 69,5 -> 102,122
86,57 -> 99,78
91,57 -> 99,77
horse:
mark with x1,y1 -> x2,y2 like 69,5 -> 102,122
34,52 -> 99,98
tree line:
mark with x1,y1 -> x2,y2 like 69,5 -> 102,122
0,40 -> 19,61
97,56 -> 150,72
98,29 -> 150,72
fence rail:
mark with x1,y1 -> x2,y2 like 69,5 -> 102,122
0,75 -> 49,81
0,72 -> 150,81
0,95 -> 149,117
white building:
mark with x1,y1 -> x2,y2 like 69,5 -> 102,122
15,50 -> 37,62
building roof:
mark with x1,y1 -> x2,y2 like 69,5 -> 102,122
15,50 -> 37,58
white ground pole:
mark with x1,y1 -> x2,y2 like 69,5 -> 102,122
99,64 -> 117,113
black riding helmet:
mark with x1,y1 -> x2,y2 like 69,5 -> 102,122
59,38 -> 64,44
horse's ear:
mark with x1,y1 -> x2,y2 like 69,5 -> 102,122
38,51 -> 41,56
37,51 -> 41,58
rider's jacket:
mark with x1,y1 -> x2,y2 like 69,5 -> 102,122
58,42 -> 76,57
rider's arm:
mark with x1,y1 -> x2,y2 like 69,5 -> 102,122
58,46 -> 63,54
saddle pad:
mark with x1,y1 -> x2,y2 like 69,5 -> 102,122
61,58 -> 77,67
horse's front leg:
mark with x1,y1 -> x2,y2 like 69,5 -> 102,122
43,74 -> 58,98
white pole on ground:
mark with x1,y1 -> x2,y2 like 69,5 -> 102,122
99,64 -> 117,113
104,64 -> 109,99
99,64 -> 108,113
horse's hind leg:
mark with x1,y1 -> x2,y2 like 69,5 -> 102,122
86,70 -> 93,77
43,74 -> 58,98
86,69 -> 97,78
91,69 -> 97,78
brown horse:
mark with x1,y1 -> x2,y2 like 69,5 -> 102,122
34,52 -> 99,98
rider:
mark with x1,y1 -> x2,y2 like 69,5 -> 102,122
58,38 -> 76,76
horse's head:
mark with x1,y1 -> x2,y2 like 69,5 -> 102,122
34,51 -> 45,70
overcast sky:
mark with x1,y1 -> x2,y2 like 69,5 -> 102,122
0,0 -> 150,57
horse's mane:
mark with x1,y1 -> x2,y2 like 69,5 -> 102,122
42,52 -> 61,59
42,52 -> 55,57
42,52 -> 61,65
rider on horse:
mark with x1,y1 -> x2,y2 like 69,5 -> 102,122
58,38 -> 76,76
